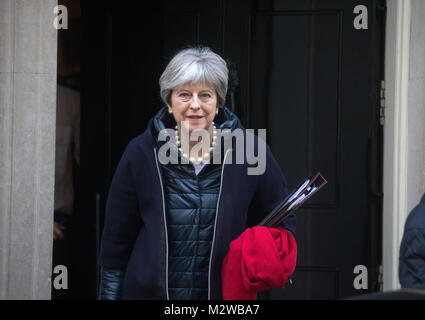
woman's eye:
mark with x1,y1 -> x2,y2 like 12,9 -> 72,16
202,94 -> 211,98
179,93 -> 189,97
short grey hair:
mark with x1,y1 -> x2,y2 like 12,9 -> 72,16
159,46 -> 228,108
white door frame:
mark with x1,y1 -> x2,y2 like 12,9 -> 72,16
382,0 -> 411,291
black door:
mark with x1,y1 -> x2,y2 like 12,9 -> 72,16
81,0 -> 384,299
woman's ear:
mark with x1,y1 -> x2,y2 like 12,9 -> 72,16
168,105 -> 173,114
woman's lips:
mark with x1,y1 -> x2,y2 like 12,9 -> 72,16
187,115 -> 204,121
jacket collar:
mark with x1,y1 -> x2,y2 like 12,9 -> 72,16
150,106 -> 243,137
149,106 -> 245,165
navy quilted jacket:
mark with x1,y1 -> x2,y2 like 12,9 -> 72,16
160,160 -> 221,299
99,106 -> 296,299
399,193 -> 425,289
155,107 -> 235,299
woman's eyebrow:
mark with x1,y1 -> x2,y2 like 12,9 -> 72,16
176,88 -> 191,93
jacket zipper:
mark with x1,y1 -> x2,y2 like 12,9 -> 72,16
208,149 -> 232,300
154,148 -> 170,300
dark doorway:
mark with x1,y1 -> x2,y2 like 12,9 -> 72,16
53,0 -> 82,300
81,0 -> 384,299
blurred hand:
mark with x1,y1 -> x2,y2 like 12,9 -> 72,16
53,222 -> 67,241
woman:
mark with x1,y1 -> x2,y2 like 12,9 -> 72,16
99,46 -> 296,300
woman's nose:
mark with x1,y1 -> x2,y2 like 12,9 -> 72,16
190,95 -> 201,109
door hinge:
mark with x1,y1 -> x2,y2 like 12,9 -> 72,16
379,80 -> 385,126
377,264 -> 384,291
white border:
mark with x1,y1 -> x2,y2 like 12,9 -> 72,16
382,0 -> 411,291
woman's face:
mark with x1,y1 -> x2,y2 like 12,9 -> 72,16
168,83 -> 218,133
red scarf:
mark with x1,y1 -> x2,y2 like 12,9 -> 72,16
221,226 -> 297,300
